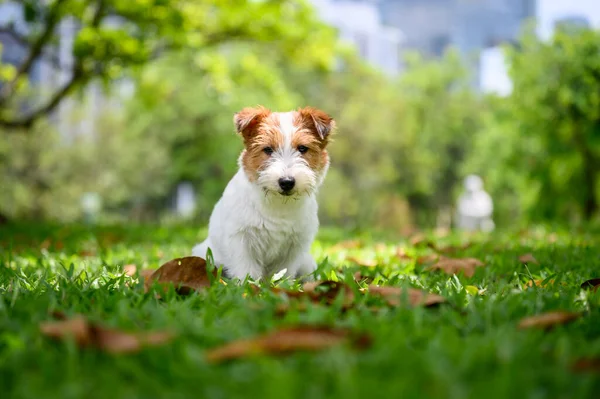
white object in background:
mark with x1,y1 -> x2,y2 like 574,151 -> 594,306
81,192 -> 102,223
175,182 -> 196,218
457,175 -> 495,232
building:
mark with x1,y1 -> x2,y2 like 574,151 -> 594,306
312,0 -> 404,75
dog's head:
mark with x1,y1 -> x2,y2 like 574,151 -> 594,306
234,106 -> 335,198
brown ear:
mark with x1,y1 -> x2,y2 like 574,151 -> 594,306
234,106 -> 271,140
297,107 -> 336,140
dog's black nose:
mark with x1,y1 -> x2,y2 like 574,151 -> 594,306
278,177 -> 295,192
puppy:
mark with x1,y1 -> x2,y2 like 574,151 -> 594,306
192,106 -> 335,281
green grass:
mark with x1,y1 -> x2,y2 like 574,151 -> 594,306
1,223 -> 599,399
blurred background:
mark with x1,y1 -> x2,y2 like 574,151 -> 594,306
0,0 -> 598,232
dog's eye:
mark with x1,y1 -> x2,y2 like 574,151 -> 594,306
297,145 -> 309,154
263,147 -> 274,155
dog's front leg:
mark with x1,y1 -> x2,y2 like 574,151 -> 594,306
226,244 -> 265,282
282,252 -> 317,281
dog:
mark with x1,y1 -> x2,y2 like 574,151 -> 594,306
192,106 -> 336,281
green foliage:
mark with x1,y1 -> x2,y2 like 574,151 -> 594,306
470,28 -> 600,223
0,0 -> 334,128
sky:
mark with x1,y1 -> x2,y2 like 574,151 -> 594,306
538,0 -> 600,38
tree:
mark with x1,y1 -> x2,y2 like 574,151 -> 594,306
0,0 -> 334,130
503,27 -> 600,221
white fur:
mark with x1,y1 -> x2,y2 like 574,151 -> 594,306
192,112 -> 329,281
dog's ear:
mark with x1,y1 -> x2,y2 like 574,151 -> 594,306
234,106 -> 271,140
297,107 -> 336,140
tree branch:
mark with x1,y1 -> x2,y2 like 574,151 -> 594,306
0,25 -> 64,69
0,0 -> 67,105
0,66 -> 84,129
0,0 -> 107,130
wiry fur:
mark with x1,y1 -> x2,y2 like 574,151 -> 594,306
192,106 -> 336,281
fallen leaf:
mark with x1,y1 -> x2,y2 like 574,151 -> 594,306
303,280 -> 355,306
517,311 -> 581,330
395,247 -> 412,260
272,280 -> 355,307
139,269 -> 156,280
123,264 -> 137,277
572,358 -> 600,373
145,256 -> 216,295
409,234 -> 436,249
581,278 -> 600,292
353,271 -> 374,284
518,253 -> 539,265
425,257 -> 485,277
416,254 -> 442,265
40,315 -> 173,354
366,286 -> 446,307
205,327 -> 370,363
347,256 -> 378,268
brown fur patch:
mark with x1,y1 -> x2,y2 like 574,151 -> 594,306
292,107 -> 335,171
240,112 -> 284,181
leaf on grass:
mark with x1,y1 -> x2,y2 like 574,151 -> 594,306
572,358 -> 600,373
40,315 -> 173,354
409,234 -> 436,249
353,271 -> 374,284
425,257 -> 484,277
517,311 -> 581,330
205,327 -> 371,363
145,256 -> 216,295
518,253 -> 539,265
123,264 -> 137,277
416,254 -> 442,265
366,286 -> 446,307
273,280 -> 355,307
347,256 -> 377,268
395,247 -> 412,260
581,278 -> 600,292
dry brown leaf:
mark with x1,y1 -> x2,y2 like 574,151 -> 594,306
366,286 -> 446,307
205,327 -> 370,363
572,358 -> 600,373
353,271 -> 374,284
40,315 -> 173,354
347,257 -> 378,268
581,278 -> 600,292
272,280 -> 355,307
396,247 -> 412,260
518,253 -> 539,265
517,311 -> 581,330
145,256 -> 216,295
123,264 -> 137,277
416,254 -> 442,265
409,234 -> 436,249
425,257 -> 484,278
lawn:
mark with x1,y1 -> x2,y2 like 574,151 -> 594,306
0,223 -> 599,399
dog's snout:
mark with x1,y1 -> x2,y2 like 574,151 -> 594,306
278,177 -> 296,192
